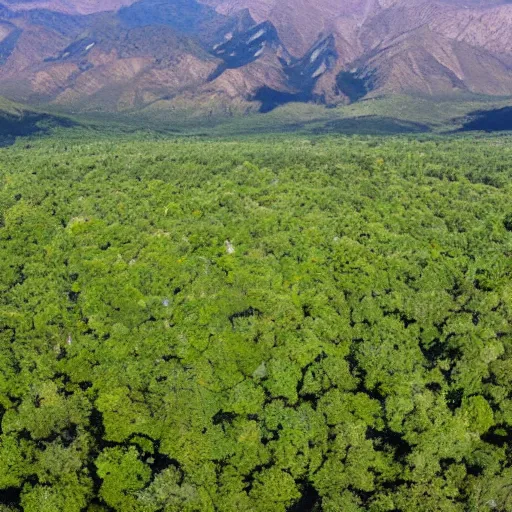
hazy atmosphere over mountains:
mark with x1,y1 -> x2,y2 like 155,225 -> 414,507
0,0 -> 511,114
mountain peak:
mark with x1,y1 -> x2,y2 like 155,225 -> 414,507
0,0 -> 509,114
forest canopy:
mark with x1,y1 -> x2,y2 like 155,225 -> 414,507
0,135 -> 512,511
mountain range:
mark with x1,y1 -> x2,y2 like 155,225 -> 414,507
0,0 -> 510,115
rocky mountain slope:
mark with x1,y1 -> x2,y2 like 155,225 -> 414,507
0,0 -> 510,114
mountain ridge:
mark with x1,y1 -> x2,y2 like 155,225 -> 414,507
0,0 -> 510,115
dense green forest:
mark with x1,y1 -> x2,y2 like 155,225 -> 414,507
1,134 -> 512,511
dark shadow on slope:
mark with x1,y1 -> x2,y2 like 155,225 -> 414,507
460,106 -> 512,132
0,112 -> 77,147
312,116 -> 431,135
210,21 -> 282,71
253,87 -> 314,113
45,37 -> 97,63
250,35 -> 337,113
336,69 -> 376,103
286,35 -> 337,91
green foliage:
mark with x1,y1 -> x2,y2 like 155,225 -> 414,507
96,447 -> 151,511
0,134 -> 512,511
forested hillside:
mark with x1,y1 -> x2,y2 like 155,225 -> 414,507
1,136 -> 512,511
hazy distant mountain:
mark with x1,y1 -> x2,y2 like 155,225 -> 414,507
0,0 -> 510,114
2,0 -> 137,15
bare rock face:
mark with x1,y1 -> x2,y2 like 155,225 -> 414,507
0,0 -> 510,113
